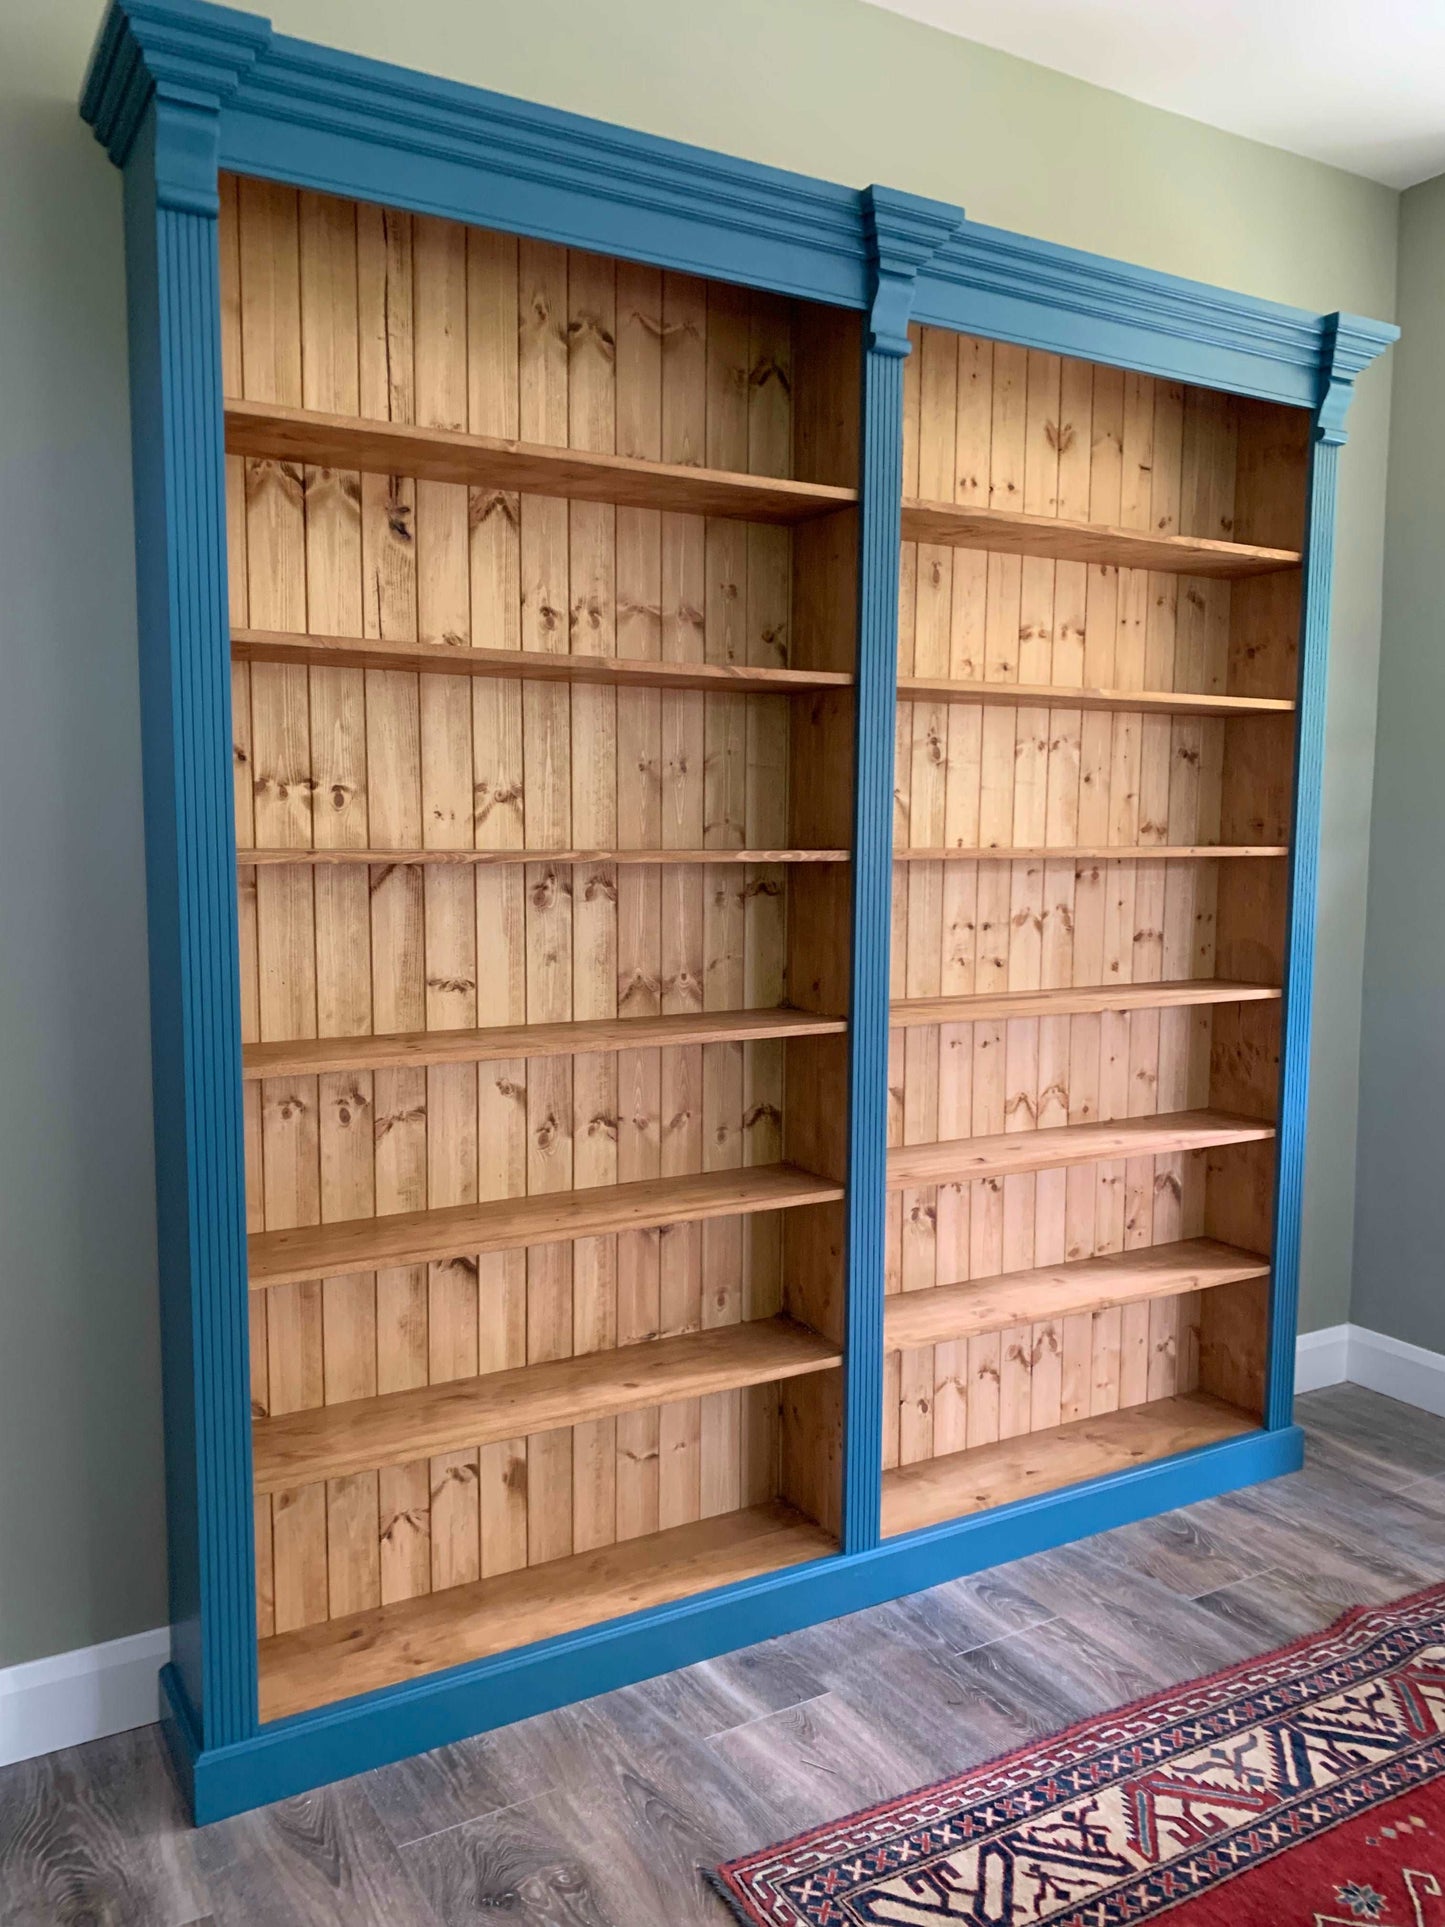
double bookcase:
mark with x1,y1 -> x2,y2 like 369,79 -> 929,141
83,0 -> 1394,1820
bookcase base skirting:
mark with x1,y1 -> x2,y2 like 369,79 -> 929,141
81,0 -> 1392,1824
164,1420 -> 1301,1823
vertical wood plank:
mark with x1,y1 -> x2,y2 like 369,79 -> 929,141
467,224 -> 530,1580
518,237 -> 576,1568
613,260 -> 665,1541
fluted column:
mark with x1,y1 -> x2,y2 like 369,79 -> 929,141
1266,313 -> 1397,1431
84,5 -> 270,1748
842,188 -> 963,1553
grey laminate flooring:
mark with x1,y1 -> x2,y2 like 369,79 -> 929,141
5,1383 -> 1444,1926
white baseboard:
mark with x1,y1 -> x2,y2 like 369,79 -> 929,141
1295,1323 -> 1353,1393
1,1323 -> 1440,1770
1294,1321 -> 1445,1416
0,1626 -> 170,1770
1340,1325 -> 1445,1419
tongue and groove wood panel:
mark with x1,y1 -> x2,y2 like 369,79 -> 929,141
884,326 -> 1298,1480
224,178 -> 857,1646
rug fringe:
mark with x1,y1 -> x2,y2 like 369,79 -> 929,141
700,1863 -> 760,1926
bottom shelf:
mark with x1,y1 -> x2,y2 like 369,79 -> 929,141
258,1500 -> 834,1722
881,1392 -> 1258,1539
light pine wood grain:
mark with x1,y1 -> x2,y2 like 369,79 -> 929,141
242,1006 -> 846,1079
900,495 -> 1299,576
884,1238 -> 1268,1352
234,625 -> 851,692
887,333 -> 1293,1475
358,199 -> 434,1614
242,846 -> 849,865
886,1109 -> 1273,1188
298,186 -> 382,1623
249,1161 -> 844,1290
224,398 -> 857,523
891,980 -> 1279,1028
236,175 -> 331,1637
257,1501 -> 834,1720
895,674 -> 1292,716
881,1391 -> 1257,1536
252,1316 -> 841,1491
891,845 -> 1286,861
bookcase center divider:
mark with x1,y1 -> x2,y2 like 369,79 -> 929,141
80,0 -> 1395,1821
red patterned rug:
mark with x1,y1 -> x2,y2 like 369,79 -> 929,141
710,1582 -> 1445,1926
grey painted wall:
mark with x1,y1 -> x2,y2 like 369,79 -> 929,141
0,0 -> 1398,1669
1352,173 -> 1445,1355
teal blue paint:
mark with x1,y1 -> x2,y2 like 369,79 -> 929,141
1266,314 -> 1399,1432
79,0 -> 1393,1825
84,3 -> 266,1754
916,222 -> 1335,408
173,1424 -> 1301,1823
117,115 -> 256,1747
842,189 -> 965,1555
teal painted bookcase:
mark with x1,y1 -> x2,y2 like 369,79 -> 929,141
80,0 -> 1395,1823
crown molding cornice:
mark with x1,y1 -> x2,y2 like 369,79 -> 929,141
79,0 -> 1395,407
863,185 -> 967,357
1316,311 -> 1400,445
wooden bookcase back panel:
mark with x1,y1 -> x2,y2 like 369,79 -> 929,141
881,326 -> 1305,1498
221,176 -> 859,1668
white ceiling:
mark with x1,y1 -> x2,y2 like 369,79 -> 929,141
865,0 -> 1445,188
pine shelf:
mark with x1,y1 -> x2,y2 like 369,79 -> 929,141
253,1315 -> 841,1493
884,1238 -> 1270,1353
886,1109 -> 1275,1189
224,400 -> 860,525
896,675 -> 1294,716
240,847 -> 850,867
881,1392 -> 1259,1537
257,1500 -> 836,1722
890,980 -> 1282,1028
892,845 -> 1289,862
899,496 -> 1301,578
242,1006 -> 849,1081
247,1162 -> 845,1291
234,627 -> 855,696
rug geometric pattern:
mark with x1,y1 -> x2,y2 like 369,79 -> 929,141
711,1584 -> 1445,1926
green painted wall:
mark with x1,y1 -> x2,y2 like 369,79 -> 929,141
0,0 -> 1398,1669
1351,172 -> 1445,1355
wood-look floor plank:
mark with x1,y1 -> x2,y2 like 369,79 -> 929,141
185,1778 -> 443,1927
706,1692 -> 942,1839
1087,1506 -> 1265,1598
0,1727 -> 208,1927
939,1615 -> 1158,1735
1013,1541 -> 1265,1680
396,1782 -> 636,1927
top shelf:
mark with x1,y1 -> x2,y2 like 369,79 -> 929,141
900,498 -> 1301,579
224,402 -> 858,527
